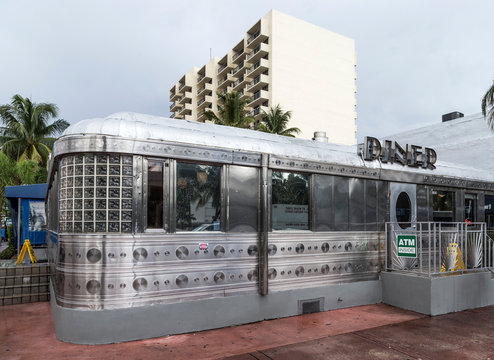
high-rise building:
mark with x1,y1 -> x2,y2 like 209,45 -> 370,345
169,10 -> 357,145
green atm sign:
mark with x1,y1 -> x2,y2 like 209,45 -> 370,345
397,235 -> 417,258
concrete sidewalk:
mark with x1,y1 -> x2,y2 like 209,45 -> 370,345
1,301 -> 493,359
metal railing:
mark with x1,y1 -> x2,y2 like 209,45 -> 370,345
385,222 -> 493,276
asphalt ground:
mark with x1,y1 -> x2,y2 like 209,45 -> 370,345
1,301 -> 494,359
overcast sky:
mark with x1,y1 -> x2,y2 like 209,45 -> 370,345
1,0 -> 493,142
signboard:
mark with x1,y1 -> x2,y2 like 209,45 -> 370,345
397,234 -> 417,258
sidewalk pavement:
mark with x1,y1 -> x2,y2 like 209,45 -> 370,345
1,301 -> 493,359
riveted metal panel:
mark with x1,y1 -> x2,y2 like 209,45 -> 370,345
334,176 -> 349,231
377,180 -> 388,231
365,180 -> 377,231
349,178 -> 365,231
313,175 -> 334,231
228,166 -> 259,232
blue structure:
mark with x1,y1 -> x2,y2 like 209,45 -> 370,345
5,184 -> 48,248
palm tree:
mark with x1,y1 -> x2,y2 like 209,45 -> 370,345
0,94 -> 69,165
482,81 -> 494,130
204,91 -> 254,128
256,104 -> 300,137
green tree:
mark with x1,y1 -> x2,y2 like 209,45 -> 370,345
0,94 -> 69,165
204,91 -> 254,128
256,104 -> 300,137
482,81 -> 494,130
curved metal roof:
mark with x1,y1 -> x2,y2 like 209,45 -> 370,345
60,112 -> 494,183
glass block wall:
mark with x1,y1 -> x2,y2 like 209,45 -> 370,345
59,154 -> 133,233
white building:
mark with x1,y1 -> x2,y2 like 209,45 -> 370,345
169,9 -> 357,145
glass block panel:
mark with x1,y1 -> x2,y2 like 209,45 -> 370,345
85,165 -> 95,175
66,223 -> 73,232
109,188 -> 119,198
96,177 -> 107,186
122,177 -> 132,187
122,156 -> 132,165
60,211 -> 66,221
85,177 -> 94,187
122,211 -> 132,221
96,165 -> 107,175
122,199 -> 132,209
67,188 -> 73,199
109,211 -> 119,221
84,211 -> 94,221
74,188 -> 83,198
122,188 -> 132,198
84,199 -> 94,209
61,189 -> 67,199
84,223 -> 95,232
67,177 -> 73,187
96,188 -> 107,198
96,199 -> 106,209
96,211 -> 106,221
109,154 -> 120,164
62,167 -> 67,177
74,200 -> 82,209
74,222 -> 82,233
97,155 -> 107,163
109,199 -> 119,209
75,165 -> 83,176
75,177 -> 83,187
61,178 -> 67,188
66,200 -> 73,209
66,211 -> 73,221
74,211 -> 82,221
83,188 -> 93,198
75,155 -> 83,164
109,165 -> 120,175
108,222 -> 119,232
96,222 -> 106,232
109,177 -> 120,187
85,154 -> 94,163
122,166 -> 132,176
122,222 -> 132,233
67,166 -> 74,176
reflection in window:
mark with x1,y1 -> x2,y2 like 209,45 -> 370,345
176,163 -> 221,231
432,190 -> 455,222
272,171 -> 309,230
396,192 -> 411,229
147,162 -> 163,229
464,194 -> 477,222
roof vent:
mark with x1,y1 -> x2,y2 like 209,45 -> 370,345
442,112 -> 464,122
312,131 -> 328,142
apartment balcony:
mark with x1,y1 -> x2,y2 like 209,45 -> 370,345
232,48 -> 246,64
178,91 -> 192,105
240,90 -> 252,102
197,74 -> 212,88
178,83 -> 192,93
246,42 -> 269,63
230,75 -> 249,93
170,101 -> 183,112
246,30 -> 269,49
231,60 -> 248,78
217,63 -> 231,77
174,113 -> 184,120
246,58 -> 269,78
197,106 -> 212,122
217,73 -> 234,91
248,104 -> 269,119
178,102 -> 192,116
246,73 -> 269,93
197,95 -> 213,111
248,90 -> 269,108
197,82 -> 213,97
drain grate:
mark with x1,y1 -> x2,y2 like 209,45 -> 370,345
298,297 -> 324,314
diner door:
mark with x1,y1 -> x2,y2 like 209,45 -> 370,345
390,182 -> 416,230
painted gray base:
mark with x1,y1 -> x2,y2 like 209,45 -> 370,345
50,279 -> 382,344
382,271 -> 494,315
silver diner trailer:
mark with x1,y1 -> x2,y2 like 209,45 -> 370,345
46,112 -> 494,344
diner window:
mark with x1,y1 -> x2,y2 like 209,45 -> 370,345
485,195 -> 494,229
147,161 -> 163,229
272,171 -> 309,230
432,190 -> 455,222
176,162 -> 221,231
464,194 -> 477,222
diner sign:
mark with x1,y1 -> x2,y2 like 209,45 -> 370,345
362,136 -> 437,170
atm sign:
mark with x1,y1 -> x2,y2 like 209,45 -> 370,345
397,235 -> 417,258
